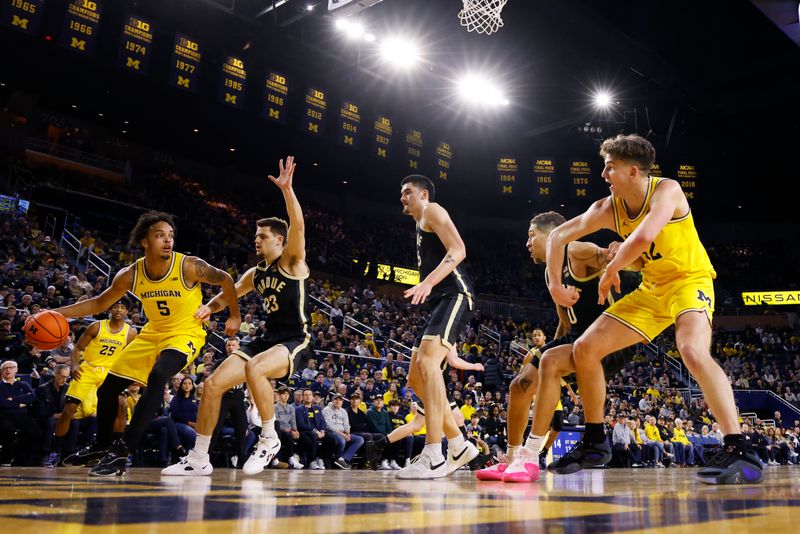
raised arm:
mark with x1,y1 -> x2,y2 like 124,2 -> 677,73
69,321 -> 100,380
52,267 -> 133,319
184,257 -> 241,336
404,203 -> 466,305
546,197 -> 615,307
270,156 -> 308,277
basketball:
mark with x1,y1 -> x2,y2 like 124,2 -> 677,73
23,311 -> 70,350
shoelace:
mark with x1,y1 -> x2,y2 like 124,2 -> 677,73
705,445 -> 739,467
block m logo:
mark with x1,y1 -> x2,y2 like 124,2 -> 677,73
70,37 -> 86,51
439,171 -> 448,180
308,123 -> 319,133
177,76 -> 191,88
126,57 -> 141,70
502,185 -> 513,194
377,148 -> 387,158
224,93 -> 237,105
268,108 -> 280,119
11,15 -> 29,29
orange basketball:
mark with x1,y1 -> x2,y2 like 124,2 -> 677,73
23,310 -> 69,350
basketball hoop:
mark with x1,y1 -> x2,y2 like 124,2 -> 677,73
458,0 -> 508,36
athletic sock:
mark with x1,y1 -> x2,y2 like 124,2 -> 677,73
525,434 -> 544,454
261,417 -> 277,438
194,434 -> 212,457
506,445 -> 521,462
584,423 -> 606,444
447,434 -> 465,452
423,443 -> 445,465
723,433 -> 748,449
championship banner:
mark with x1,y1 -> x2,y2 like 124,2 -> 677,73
742,291 -> 800,306
3,0 -> 45,35
405,128 -> 423,171
262,70 -> 288,124
169,33 -> 202,93
532,158 -> 555,200
60,0 -> 102,55
302,87 -> 327,135
497,155 -> 518,196
676,163 -> 697,200
650,162 -> 663,177
218,55 -> 246,110
338,101 -> 360,149
373,115 -> 392,160
435,141 -> 453,181
117,13 -> 153,75
569,160 -> 591,199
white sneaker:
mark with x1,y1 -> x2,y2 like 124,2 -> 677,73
389,459 -> 401,470
313,458 -> 326,470
656,462 -> 666,468
289,454 -> 304,469
446,441 -> 479,474
242,435 -> 281,476
379,459 -> 392,470
396,452 -> 449,480
161,450 -> 213,476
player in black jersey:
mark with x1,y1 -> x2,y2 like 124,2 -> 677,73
163,156 -> 312,477
477,211 -> 641,482
396,175 -> 480,480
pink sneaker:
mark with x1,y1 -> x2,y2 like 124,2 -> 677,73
476,463 -> 507,481
501,459 -> 540,483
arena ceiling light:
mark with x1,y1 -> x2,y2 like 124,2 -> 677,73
334,18 -> 366,40
593,90 -> 613,109
456,75 -> 509,107
379,38 -> 420,68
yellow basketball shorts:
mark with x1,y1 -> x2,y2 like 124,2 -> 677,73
603,273 -> 715,342
108,327 -> 205,385
65,362 -> 109,404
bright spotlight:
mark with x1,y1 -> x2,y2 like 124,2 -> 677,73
347,21 -> 365,39
594,91 -> 612,108
306,4 -> 314,11
456,75 -> 508,107
380,38 -> 419,68
335,18 -> 349,30
364,33 -> 376,42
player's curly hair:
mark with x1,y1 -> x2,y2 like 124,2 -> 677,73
400,174 -> 435,201
128,211 -> 176,248
257,217 -> 289,245
530,211 -> 566,231
599,134 -> 656,174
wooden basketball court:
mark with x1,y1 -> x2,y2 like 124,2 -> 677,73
0,467 -> 796,532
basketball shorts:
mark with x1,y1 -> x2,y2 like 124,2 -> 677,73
232,330 -> 313,382
412,292 -> 474,354
529,332 -> 579,369
65,362 -> 109,405
603,273 -> 715,342
108,326 -> 206,385
413,398 -> 458,417
550,409 -> 565,431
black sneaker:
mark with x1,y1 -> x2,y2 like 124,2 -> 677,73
538,451 -> 548,470
89,440 -> 129,477
697,444 -> 763,485
62,444 -> 108,467
333,457 -> 351,470
368,437 -> 387,467
547,439 -> 611,475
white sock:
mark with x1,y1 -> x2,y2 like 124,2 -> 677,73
525,434 -> 544,454
194,434 -> 211,457
447,434 -> 465,451
506,445 -> 521,462
261,417 -> 277,438
423,443 -> 445,464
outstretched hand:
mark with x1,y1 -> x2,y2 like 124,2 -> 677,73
268,156 -> 297,191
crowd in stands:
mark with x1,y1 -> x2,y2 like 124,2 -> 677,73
2,208 -> 799,470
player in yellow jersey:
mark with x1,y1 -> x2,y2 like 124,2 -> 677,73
545,134 -> 762,484
52,211 -> 240,476
44,297 -> 136,467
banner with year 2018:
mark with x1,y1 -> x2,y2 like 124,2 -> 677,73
405,128 -> 423,171
676,163 -> 697,200
497,155 -> 519,196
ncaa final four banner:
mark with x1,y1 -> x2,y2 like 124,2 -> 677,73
373,115 -> 392,160
169,33 -> 202,93
338,101 -> 361,149
3,0 -> 45,36
532,158 -> 555,200
497,155 -> 519,196
117,13 -> 153,75
262,70 -> 289,124
60,0 -> 103,55
435,141 -> 453,181
676,163 -> 697,200
219,55 -> 246,110
569,160 -> 591,199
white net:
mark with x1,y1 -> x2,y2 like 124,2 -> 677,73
458,0 -> 508,36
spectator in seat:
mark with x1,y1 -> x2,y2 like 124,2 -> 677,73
0,319 -> 24,361
274,386 -> 303,469
169,377 -> 199,451
0,360 -> 42,466
295,389 -> 330,470
366,396 -> 395,470
322,393 -> 364,469
670,418 -> 695,467
35,364 -> 70,460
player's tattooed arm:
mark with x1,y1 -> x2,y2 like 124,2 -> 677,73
186,257 -> 241,335
191,258 -> 227,284
444,254 -> 456,264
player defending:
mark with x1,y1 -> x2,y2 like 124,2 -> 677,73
163,156 -> 312,476
396,174 -> 479,479
45,297 -> 137,467
545,134 -> 762,484
53,211 -> 240,476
